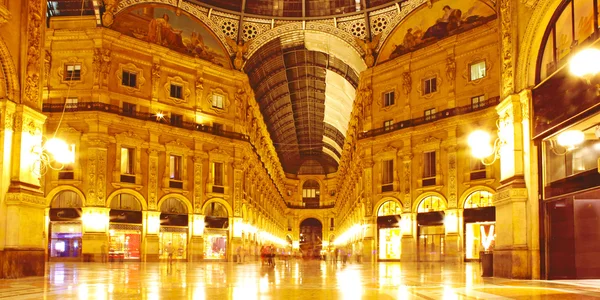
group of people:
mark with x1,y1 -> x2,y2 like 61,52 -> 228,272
260,245 -> 278,267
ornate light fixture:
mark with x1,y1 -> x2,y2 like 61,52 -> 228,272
467,122 -> 506,166
32,136 -> 75,177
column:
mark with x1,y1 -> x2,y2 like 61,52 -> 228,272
362,219 -> 375,263
189,214 -> 204,261
493,92 -> 537,279
445,128 -> 461,263
81,207 -> 109,263
145,211 -> 161,262
401,213 -> 417,262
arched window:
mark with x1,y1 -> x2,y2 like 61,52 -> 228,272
377,200 -> 402,216
110,194 -> 142,211
51,191 -> 83,208
537,0 -> 598,82
417,196 -> 446,213
160,198 -> 187,214
464,191 -> 493,209
302,180 -> 320,207
204,202 -> 228,217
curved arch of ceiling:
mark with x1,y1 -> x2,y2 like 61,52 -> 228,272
304,31 -> 367,74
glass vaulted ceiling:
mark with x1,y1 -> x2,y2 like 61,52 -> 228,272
244,32 -> 359,175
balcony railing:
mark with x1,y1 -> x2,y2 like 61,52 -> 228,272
359,97 -> 500,139
286,202 -> 335,209
42,102 -> 249,142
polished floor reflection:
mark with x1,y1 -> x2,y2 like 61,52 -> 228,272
1,260 -> 600,299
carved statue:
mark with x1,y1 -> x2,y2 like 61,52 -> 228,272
446,56 -> 456,83
234,88 -> 247,120
99,49 -> 111,87
102,0 -> 120,27
360,85 -> 373,117
402,72 -> 412,95
44,50 -> 51,86
355,34 -> 381,68
225,37 -> 249,71
151,63 -> 160,99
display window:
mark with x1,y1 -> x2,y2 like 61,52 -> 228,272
109,225 -> 142,261
49,222 -> 82,259
465,222 -> 495,260
160,228 -> 188,260
378,227 -> 401,260
204,231 -> 227,260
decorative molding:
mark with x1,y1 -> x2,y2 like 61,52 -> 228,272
0,5 -> 12,27
116,62 -> 146,94
164,76 -> 191,104
24,0 -> 44,107
418,71 -> 442,99
5,193 -> 45,207
206,88 -> 229,115
58,57 -> 88,86
92,48 -> 112,88
462,55 -> 494,85
499,0 -> 515,97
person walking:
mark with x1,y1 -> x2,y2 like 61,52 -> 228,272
100,242 -> 107,263
166,242 -> 174,266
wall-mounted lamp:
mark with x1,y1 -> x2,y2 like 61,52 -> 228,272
467,122 -> 506,166
547,129 -> 585,155
570,48 -> 600,95
32,137 -> 75,177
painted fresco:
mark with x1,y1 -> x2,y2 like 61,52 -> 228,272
112,6 -> 230,68
379,0 -> 496,62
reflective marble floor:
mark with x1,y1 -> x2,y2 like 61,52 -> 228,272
1,260 -> 600,299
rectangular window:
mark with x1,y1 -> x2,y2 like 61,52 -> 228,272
470,61 -> 487,81
303,189 -> 317,198
384,120 -> 394,131
122,102 -> 136,116
470,158 -> 487,181
212,94 -> 224,109
214,162 -> 224,186
171,113 -> 183,127
170,84 -> 183,99
423,151 -> 436,179
122,71 -> 137,88
58,164 -> 74,180
382,159 -> 393,192
169,155 -> 182,181
471,95 -> 485,110
64,64 -> 81,81
65,97 -> 78,109
120,147 -> 135,175
383,91 -> 395,107
424,108 -> 436,121
423,77 -> 437,95
213,122 -> 223,132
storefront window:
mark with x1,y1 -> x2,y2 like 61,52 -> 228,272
160,229 -> 187,259
377,201 -> 402,216
109,226 -> 142,261
417,196 -> 446,213
465,223 -> 495,260
378,228 -> 401,260
464,191 -> 493,208
545,132 -> 600,184
204,231 -> 227,260
418,225 -> 445,262
50,223 -> 82,258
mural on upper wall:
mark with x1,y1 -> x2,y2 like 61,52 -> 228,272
378,0 -> 496,63
112,6 -> 231,68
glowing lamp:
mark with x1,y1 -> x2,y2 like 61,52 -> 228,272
570,48 -> 600,79
556,130 -> 585,150
45,138 -> 75,164
468,130 -> 493,159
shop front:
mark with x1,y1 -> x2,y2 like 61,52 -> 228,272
376,200 -> 403,261
159,198 -> 189,261
204,202 -> 229,261
109,194 -> 143,262
533,0 -> 600,279
48,191 -> 84,262
416,196 -> 446,262
463,191 -> 496,261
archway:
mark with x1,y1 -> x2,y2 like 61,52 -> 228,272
415,194 -> 447,262
299,218 -> 323,259
48,191 -> 84,261
108,193 -> 144,261
203,201 -> 229,260
159,197 -> 189,260
462,190 -> 496,261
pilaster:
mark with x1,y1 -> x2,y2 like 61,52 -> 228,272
84,136 -> 109,207
81,207 -> 109,263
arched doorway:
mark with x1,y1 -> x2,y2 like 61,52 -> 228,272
463,190 -> 495,261
302,180 -> 320,208
109,193 -> 143,262
299,218 -> 322,259
416,195 -> 447,262
159,197 -> 189,261
203,201 -> 229,260
377,200 -> 402,261
48,191 -> 83,261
